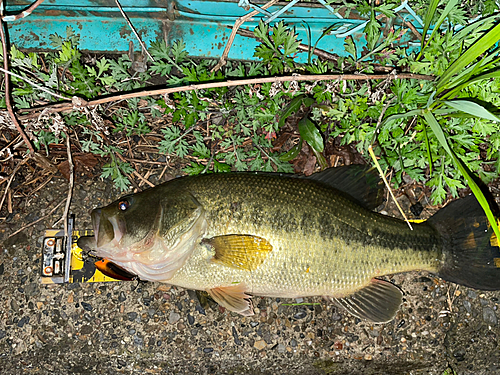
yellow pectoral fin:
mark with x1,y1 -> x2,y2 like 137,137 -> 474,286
207,284 -> 254,316
203,234 -> 272,271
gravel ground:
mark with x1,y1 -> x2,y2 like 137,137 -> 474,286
1,172 -> 500,375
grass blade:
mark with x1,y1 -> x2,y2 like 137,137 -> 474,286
421,121 -> 433,174
437,23 -> 500,91
422,110 -> 500,240
443,69 -> 500,100
419,0 -> 440,56
419,0 -> 460,59
382,109 -> 421,126
445,100 -> 500,122
368,145 -> 413,230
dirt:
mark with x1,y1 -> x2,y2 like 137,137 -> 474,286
1,167 -> 500,375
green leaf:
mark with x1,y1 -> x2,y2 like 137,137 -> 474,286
421,122 -> 433,174
382,109 -> 421,126
298,117 -> 323,153
444,70 -> 500,100
422,110 -> 500,241
445,100 -> 500,122
279,139 -> 302,161
437,22 -> 500,91
184,112 -> 197,129
278,95 -> 314,128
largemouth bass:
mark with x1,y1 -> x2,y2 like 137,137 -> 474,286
85,166 -> 500,322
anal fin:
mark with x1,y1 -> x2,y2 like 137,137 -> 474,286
207,283 -> 254,316
332,279 -> 402,323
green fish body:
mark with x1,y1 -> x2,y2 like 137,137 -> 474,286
89,166 -> 500,322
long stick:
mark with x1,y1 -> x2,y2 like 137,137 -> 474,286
20,72 -> 435,119
62,132 -> 74,238
0,1 -> 36,155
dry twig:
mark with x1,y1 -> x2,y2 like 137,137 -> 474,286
0,2 -> 36,155
62,132 -> 74,238
7,198 -> 66,239
211,0 -> 280,72
2,0 -> 45,22
20,72 -> 435,119
0,157 -> 28,215
114,0 -> 155,62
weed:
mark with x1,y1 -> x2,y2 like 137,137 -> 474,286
2,1 -> 499,217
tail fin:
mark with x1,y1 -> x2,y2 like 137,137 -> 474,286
427,194 -> 500,290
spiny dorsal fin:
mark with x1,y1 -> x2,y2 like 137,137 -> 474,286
332,279 -> 402,323
307,165 -> 384,210
203,234 -> 272,271
207,283 -> 254,316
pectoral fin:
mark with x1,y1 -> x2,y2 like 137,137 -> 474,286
203,234 -> 272,271
207,284 -> 254,316
332,279 -> 402,323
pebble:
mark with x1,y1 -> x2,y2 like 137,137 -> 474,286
468,290 -> 477,299
17,316 -> 29,328
483,306 -> 498,326
118,291 -> 127,302
169,311 -> 180,324
293,311 -> 307,320
369,329 -> 379,337
290,339 -> 297,347
277,343 -> 286,353
331,313 -> 342,321
250,322 -> 259,328
81,302 -> 93,312
0,330 -> 5,340
254,340 -> 267,350
364,354 -> 373,361
232,326 -> 242,345
463,300 -> 472,314
187,314 -> 195,325
133,335 -> 144,346
203,348 -> 214,353
127,312 -> 137,321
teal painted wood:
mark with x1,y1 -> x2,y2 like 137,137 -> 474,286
5,1 -> 423,61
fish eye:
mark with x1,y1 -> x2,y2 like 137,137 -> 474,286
118,200 -> 130,211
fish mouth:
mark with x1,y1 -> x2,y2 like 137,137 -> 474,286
92,209 -> 126,249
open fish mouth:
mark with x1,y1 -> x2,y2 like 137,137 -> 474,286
92,209 -> 126,249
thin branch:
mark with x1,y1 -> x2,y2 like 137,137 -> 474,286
19,72 -> 436,119
404,21 -> 422,41
2,0 -> 44,22
114,0 -> 155,62
7,198 -> 66,239
0,157 -> 28,214
0,67 -> 69,100
211,0 -> 280,72
0,3 -> 36,155
62,132 -> 74,238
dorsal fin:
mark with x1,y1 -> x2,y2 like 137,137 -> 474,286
307,165 -> 384,210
